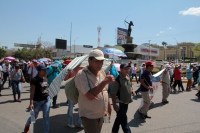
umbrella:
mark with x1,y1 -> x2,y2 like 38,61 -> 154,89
42,58 -> 51,62
102,48 -> 127,57
4,56 -> 15,61
38,58 -> 48,62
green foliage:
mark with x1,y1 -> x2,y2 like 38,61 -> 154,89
162,41 -> 167,46
12,47 -> 52,60
193,43 -> 200,57
0,48 -> 6,58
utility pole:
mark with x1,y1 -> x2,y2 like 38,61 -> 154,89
70,22 -> 72,53
148,40 -> 151,60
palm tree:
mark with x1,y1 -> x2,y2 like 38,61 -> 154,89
162,41 -> 168,61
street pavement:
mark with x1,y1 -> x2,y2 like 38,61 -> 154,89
0,81 -> 200,133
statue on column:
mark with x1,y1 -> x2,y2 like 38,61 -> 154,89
125,20 -> 134,37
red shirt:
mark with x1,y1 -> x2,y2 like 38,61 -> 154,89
174,68 -> 181,80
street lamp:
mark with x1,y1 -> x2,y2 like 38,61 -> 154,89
174,38 -> 178,63
148,40 -> 151,60
74,37 -> 79,58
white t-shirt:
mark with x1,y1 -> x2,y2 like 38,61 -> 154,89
28,66 -> 38,78
2,64 -> 10,72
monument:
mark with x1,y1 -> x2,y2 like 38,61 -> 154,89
122,20 -> 142,59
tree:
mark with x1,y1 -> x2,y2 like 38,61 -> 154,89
193,43 -> 200,57
162,41 -> 168,61
0,48 -> 6,58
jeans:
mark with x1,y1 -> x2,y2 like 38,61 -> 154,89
112,103 -> 131,133
25,97 -> 50,133
67,99 -> 82,125
131,73 -> 138,84
11,80 -> 22,99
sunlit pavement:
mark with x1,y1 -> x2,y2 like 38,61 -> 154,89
0,82 -> 199,133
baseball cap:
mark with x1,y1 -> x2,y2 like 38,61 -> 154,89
89,49 -> 105,60
120,63 -> 131,69
37,64 -> 47,71
145,60 -> 154,66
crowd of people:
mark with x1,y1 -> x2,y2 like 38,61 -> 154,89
0,50 -> 200,133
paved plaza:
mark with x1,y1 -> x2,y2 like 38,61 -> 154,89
0,82 -> 200,133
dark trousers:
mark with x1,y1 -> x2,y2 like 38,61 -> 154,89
3,72 -> 11,87
192,77 -> 197,87
173,80 -> 184,91
135,87 -> 141,94
52,95 -> 57,105
131,74 -> 138,84
112,103 -> 131,133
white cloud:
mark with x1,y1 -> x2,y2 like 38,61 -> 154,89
156,34 -> 159,36
169,27 -> 172,30
179,7 -> 200,16
159,31 -> 165,33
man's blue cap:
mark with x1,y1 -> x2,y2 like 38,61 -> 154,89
37,64 -> 47,71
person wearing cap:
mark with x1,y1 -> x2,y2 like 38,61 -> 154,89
111,63 -> 135,133
138,60 -> 154,119
8,59 -> 20,89
161,64 -> 171,104
186,65 -> 193,91
10,64 -> 25,102
28,60 -> 38,81
24,64 -> 50,133
75,49 -> 115,133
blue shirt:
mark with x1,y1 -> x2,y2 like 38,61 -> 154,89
186,68 -> 193,79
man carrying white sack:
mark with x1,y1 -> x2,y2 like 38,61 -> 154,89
75,49 -> 115,133
161,64 -> 171,104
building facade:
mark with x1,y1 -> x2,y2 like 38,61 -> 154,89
157,42 -> 195,61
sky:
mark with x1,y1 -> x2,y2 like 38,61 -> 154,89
0,0 -> 200,49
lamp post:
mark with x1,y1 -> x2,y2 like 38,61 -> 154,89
174,38 -> 178,63
148,40 -> 151,60
74,37 -> 79,58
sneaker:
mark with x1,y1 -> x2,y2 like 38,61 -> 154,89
137,110 -> 146,119
0,94 -> 2,96
17,99 -> 21,102
52,104 -> 60,109
14,99 -> 17,102
76,124 -> 84,128
67,124 -> 75,128
24,125 -> 30,133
